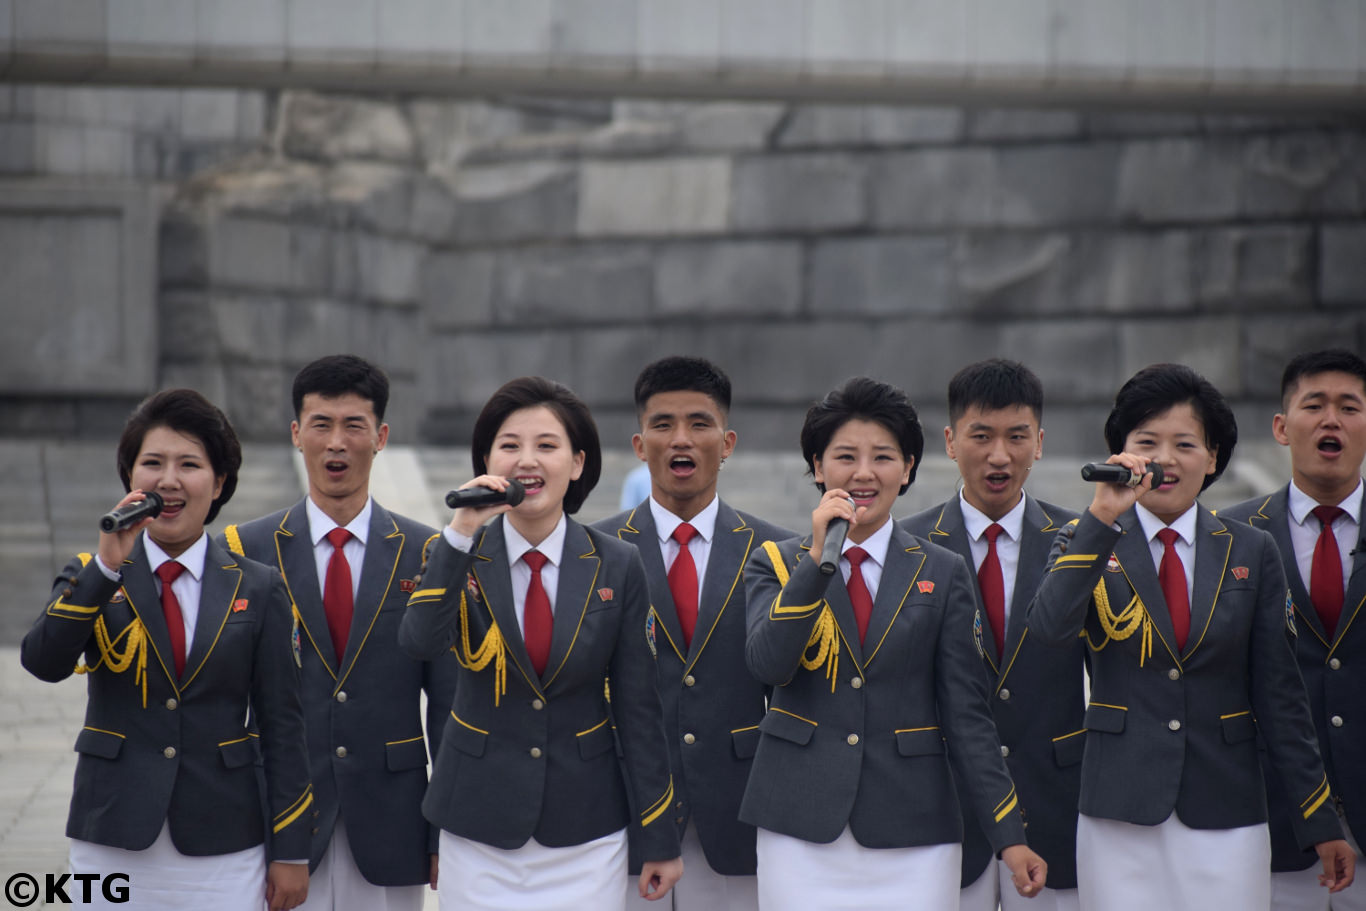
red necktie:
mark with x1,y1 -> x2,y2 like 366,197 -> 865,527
522,550 -> 553,676
845,546 -> 874,646
1157,528 -> 1190,651
156,561 -> 187,678
669,523 -> 700,649
1310,505 -> 1346,639
979,523 -> 1006,659
323,527 -> 354,662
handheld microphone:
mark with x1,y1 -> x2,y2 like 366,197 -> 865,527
445,479 -> 526,510
1080,463 -> 1164,488
818,498 -> 857,576
99,491 -> 164,533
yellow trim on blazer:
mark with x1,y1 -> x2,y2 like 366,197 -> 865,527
180,562 -> 245,691
334,519 -> 407,693
1051,729 -> 1086,742
82,725 -> 125,738
218,735 -> 251,747
640,777 -> 675,828
684,517 -> 755,674
760,540 -> 842,691
769,706 -> 818,727
386,735 -> 424,746
454,589 -> 509,706
893,725 -> 939,734
576,718 -> 609,737
74,617 -> 150,707
730,724 -> 759,734
1088,702 -> 1128,711
541,541 -> 603,689
1218,710 -> 1251,720
993,785 -> 1019,823
273,785 -> 314,834
762,541 -> 821,617
1301,776 -> 1332,819
1089,577 -> 1156,666
223,524 -> 245,557
450,711 -> 490,736
410,587 -> 447,601
1052,554 -> 1099,567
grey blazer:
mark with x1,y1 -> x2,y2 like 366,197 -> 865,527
902,494 -> 1084,890
21,537 -> 312,860
741,524 -> 1029,854
1026,507 -> 1343,849
595,499 -> 792,876
222,499 -> 455,886
400,516 -> 681,862
1221,486 -> 1366,870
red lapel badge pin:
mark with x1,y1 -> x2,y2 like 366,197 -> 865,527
232,599 -> 249,613
1231,566 -> 1249,581
918,580 -> 935,594
1106,554 -> 1122,572
399,579 -> 416,593
598,587 -> 615,602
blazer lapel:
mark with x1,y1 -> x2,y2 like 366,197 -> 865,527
544,519 -> 599,688
471,519 -> 541,695
182,538 -> 244,689
616,506 -> 687,662
1252,488 -> 1329,643
863,525 -> 925,667
999,495 -> 1063,673
1335,487 -> 1366,649
335,505 -> 405,682
121,538 -> 181,690
277,503 -> 340,675
1113,510 -> 1182,664
927,501 -> 1000,670
1184,507 -> 1231,659
688,501 -> 754,668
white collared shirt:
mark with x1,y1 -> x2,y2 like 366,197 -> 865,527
444,515 -> 569,633
145,531 -> 209,647
503,515 -> 568,631
1286,479 -> 1362,591
841,517 -> 894,600
1135,503 -> 1197,604
96,532 -> 210,644
306,496 -> 371,602
959,492 -> 1027,623
649,495 -> 719,590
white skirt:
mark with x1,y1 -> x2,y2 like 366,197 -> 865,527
438,828 -> 627,911
756,826 -> 960,911
1076,812 -> 1270,911
69,823 -> 265,910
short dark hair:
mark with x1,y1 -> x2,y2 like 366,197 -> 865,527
116,389 -> 242,524
1103,364 -> 1236,492
947,358 -> 1044,426
633,356 -> 733,416
1280,349 -> 1366,410
292,355 -> 390,424
800,376 -> 923,495
470,377 -> 602,515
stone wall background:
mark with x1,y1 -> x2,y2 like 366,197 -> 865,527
2,84 -> 1364,453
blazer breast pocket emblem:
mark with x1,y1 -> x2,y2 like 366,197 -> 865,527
399,578 -> 416,593
597,587 -> 614,602
232,599 -> 249,612
917,580 -> 935,594
1230,566 -> 1249,580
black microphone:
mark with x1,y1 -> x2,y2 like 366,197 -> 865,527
1080,463 -> 1164,488
819,498 -> 857,576
445,479 -> 526,510
99,491 -> 164,533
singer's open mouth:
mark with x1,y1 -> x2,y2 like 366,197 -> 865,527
324,459 -> 348,476
669,455 -> 696,477
849,489 -> 878,506
1317,436 -> 1343,455
516,476 -> 545,495
984,472 -> 1011,491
